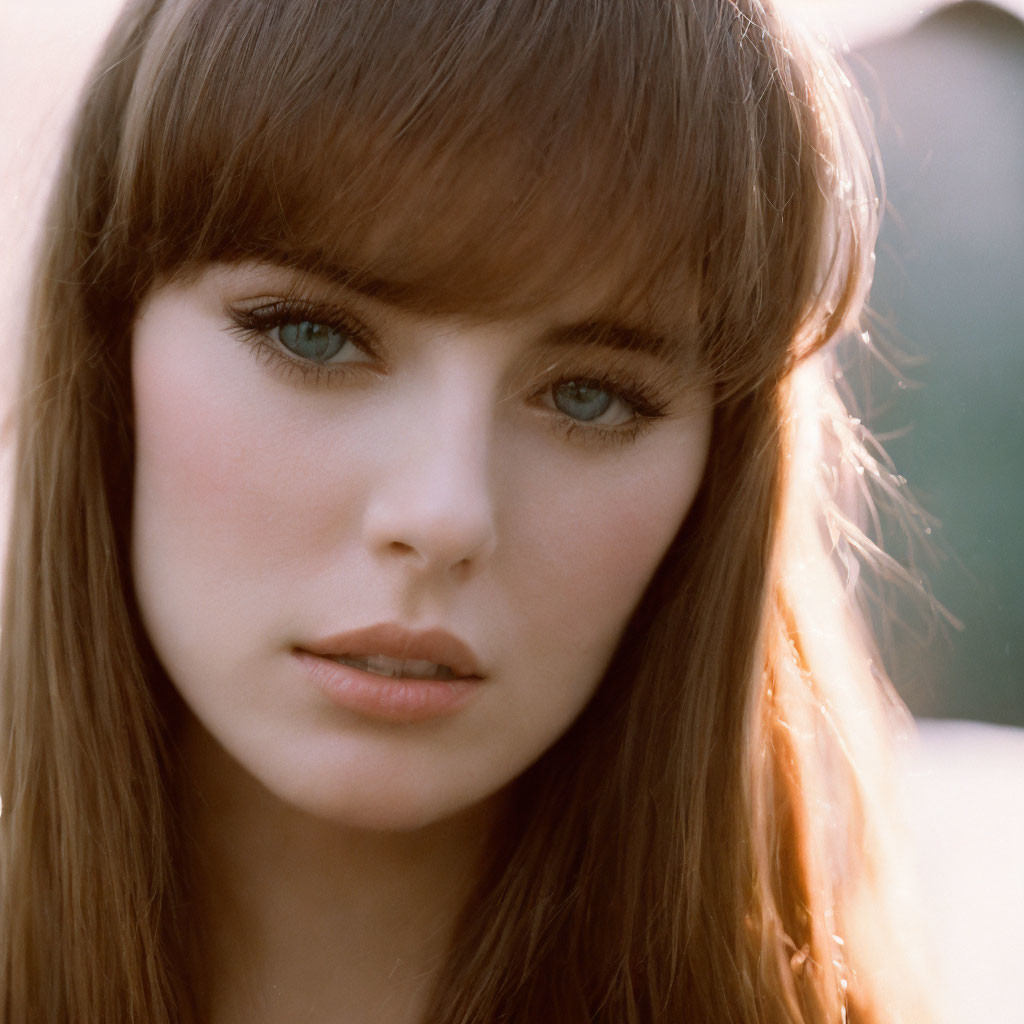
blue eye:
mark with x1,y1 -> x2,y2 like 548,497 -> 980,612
228,298 -> 379,380
276,320 -> 348,363
552,380 -> 615,422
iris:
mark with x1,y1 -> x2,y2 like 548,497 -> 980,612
552,380 -> 614,422
278,321 -> 346,362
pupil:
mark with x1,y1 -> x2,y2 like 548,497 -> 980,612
554,380 -> 612,422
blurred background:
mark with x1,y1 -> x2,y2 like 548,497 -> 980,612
1,1 -> 1022,1020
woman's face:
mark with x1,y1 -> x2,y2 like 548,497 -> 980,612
131,262 -> 711,829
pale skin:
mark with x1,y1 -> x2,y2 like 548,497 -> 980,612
131,262 -> 712,1021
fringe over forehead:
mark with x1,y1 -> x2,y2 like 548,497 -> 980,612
102,0 -> 875,398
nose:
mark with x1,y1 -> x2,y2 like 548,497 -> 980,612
361,399 -> 498,580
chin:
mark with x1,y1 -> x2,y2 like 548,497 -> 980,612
254,758 -> 504,835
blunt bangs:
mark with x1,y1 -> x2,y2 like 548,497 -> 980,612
102,0 -> 872,398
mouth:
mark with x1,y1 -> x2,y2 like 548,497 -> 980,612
295,624 -> 484,722
298,623 -> 484,681
327,654 -> 460,682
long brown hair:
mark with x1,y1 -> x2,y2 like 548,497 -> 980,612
1,0 -> 932,1020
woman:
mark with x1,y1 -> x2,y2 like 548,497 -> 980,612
0,0 -> 933,1021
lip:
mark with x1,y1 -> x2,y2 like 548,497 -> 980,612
298,623 -> 485,679
294,623 -> 485,723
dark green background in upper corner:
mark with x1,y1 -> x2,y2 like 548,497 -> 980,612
849,1 -> 1024,725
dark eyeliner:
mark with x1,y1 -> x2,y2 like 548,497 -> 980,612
537,367 -> 674,448
225,297 -> 381,382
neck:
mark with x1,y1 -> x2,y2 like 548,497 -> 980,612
181,723 -> 495,1024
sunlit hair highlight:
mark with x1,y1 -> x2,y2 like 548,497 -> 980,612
1,0 -> 932,1021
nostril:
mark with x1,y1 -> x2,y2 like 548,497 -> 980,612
449,556 -> 476,581
366,489 -> 498,576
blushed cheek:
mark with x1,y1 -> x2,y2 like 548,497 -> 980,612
132,340 -> 363,592
132,353 -> 280,574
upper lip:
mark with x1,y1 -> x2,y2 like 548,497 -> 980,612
299,623 -> 485,679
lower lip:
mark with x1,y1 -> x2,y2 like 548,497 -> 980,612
294,651 -> 481,723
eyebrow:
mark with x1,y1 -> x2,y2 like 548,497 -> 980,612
540,321 -> 679,363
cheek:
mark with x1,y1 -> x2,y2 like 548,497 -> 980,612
130,310 -> 360,665
565,457 -> 696,567
539,485 -> 670,619
500,411 -> 710,693
464,413 -> 709,789
132,342 -> 369,593
132,353 -> 280,593
540,420 -> 706,576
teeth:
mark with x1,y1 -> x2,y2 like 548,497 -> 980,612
332,654 -> 457,681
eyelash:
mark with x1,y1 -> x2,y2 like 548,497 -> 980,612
227,298 -> 380,385
225,298 -> 673,448
542,377 -> 670,448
